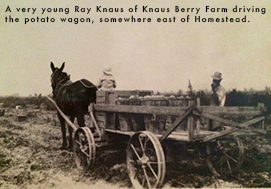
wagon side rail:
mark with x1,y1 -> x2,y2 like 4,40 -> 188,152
93,104 -> 196,142
93,103 -> 266,142
199,104 -> 266,116
195,105 -> 266,135
92,104 -> 234,142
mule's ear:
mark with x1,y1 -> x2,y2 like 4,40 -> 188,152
60,62 -> 65,71
50,62 -> 55,72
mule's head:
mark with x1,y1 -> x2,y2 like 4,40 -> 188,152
50,62 -> 70,90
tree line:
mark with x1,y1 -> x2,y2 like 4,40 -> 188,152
0,88 -> 270,112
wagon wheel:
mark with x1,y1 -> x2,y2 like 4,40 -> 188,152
127,131 -> 166,189
73,127 -> 96,171
206,137 -> 244,178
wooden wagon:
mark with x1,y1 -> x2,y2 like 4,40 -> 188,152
48,90 -> 266,188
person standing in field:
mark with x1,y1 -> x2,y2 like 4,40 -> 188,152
209,71 -> 226,130
97,67 -> 117,91
210,72 -> 226,106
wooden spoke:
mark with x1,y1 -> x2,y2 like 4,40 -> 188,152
224,153 -> 239,163
127,131 -> 166,189
138,136 -> 145,154
143,166 -> 152,189
147,163 -> 159,180
141,174 -> 146,187
81,149 -> 91,158
75,140 -> 81,146
130,144 -> 141,160
226,157 -> 232,173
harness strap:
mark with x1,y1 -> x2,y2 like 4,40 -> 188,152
53,79 -> 72,99
79,79 -> 96,88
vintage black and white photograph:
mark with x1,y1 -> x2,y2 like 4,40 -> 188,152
0,0 -> 271,188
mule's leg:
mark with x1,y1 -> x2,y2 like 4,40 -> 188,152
77,114 -> 85,127
58,112 -> 67,150
67,116 -> 75,150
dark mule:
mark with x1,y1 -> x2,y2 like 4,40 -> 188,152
50,62 -> 97,149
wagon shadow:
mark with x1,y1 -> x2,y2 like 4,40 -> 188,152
165,158 -> 214,188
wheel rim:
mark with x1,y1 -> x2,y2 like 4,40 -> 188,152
206,137 -> 244,177
73,127 -> 96,171
127,131 -> 166,189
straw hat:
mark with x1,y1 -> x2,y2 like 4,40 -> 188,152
212,72 -> 223,80
103,67 -> 112,75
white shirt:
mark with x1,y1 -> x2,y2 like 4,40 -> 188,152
211,85 -> 226,106
97,74 -> 117,91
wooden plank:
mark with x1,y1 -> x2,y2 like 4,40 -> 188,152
194,111 -> 244,128
96,91 -> 106,105
96,121 -> 105,129
96,91 -> 106,97
201,106 -> 263,111
160,134 -> 190,142
107,92 -> 117,129
94,104 -> 187,115
200,106 -> 263,116
95,114 -> 106,122
171,131 -> 191,136
89,109 -> 102,139
94,104 -> 263,116
194,111 -> 265,130
96,96 -> 106,104
114,90 -> 139,98
235,129 -> 266,136
202,128 -> 238,142
105,129 -> 135,136
108,92 -> 116,104
241,116 -> 265,127
159,105 -> 194,142
204,111 -> 263,116
95,111 -> 106,117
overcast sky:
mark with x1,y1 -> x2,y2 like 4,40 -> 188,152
0,0 -> 270,96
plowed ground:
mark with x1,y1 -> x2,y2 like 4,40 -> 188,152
1,108 -> 271,188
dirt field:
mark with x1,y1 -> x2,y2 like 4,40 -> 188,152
1,107 -> 271,188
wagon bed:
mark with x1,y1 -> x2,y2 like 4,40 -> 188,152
47,89 -> 266,189
92,90 -> 265,142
